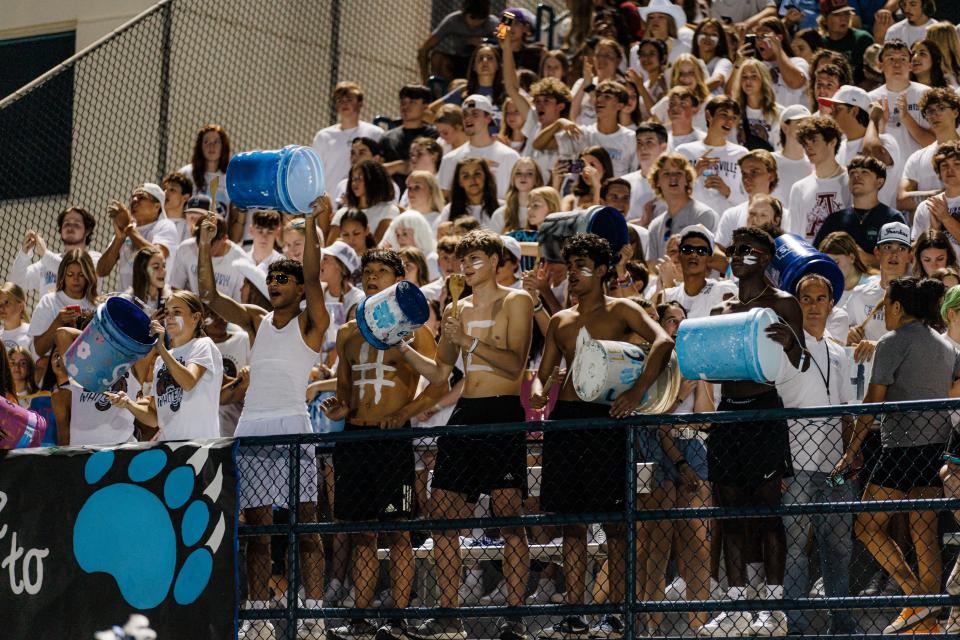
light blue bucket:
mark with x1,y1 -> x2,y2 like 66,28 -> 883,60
64,297 -> 157,392
675,307 -> 782,383
225,145 -> 325,214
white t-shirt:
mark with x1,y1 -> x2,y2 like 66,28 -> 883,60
652,97 -> 708,132
559,124 -> 638,177
331,201 -> 400,236
663,278 -> 737,319
68,370 -> 140,446
787,171 -> 852,241
903,142 -> 943,192
884,18 -> 938,48
716,202 -> 749,248
868,82 -> 931,158
247,247 -> 285,269
116,216 -> 180,291
0,325 -> 31,353
178,165 -> 230,211
436,140 -> 520,199
744,105 -> 783,152
776,329 -> 851,473
913,193 -> 960,256
843,279 -> 887,342
489,204 -> 527,235
668,129 -> 704,151
153,336 -> 223,441
169,238 -> 252,301
765,58 -> 809,108
521,109 -> 557,183
772,152 -> 813,205
675,140 -> 749,216
706,57 -> 735,88
311,121 -> 385,196
837,133 -> 903,206
622,168 -> 662,223
28,291 -> 96,352
8,249 -> 103,296
213,330 -> 251,437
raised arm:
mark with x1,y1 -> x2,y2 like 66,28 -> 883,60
499,26 -> 531,121
96,202 -> 132,278
197,214 -> 263,336
302,207 -> 331,345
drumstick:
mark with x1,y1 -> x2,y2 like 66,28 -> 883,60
542,366 -> 560,394
209,176 -> 219,213
857,300 -> 885,333
449,274 -> 466,318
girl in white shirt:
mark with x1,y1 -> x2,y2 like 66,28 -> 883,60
0,283 -> 32,352
437,158 -> 504,231
108,290 -> 223,442
29,250 -> 98,357
692,19 -> 734,92
178,124 -> 231,213
490,158 -> 544,234
128,246 -> 171,317
732,59 -> 784,152
402,171 -> 446,229
329,160 -> 399,244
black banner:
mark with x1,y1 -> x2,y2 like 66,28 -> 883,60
0,439 -> 237,639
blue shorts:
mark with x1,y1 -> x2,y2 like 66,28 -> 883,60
636,427 -> 708,487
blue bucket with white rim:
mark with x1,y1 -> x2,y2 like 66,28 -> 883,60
675,307 -> 782,383
64,296 -> 157,392
226,145 -> 325,214
356,281 -> 430,350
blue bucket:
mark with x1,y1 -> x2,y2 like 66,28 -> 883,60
766,233 -> 845,305
538,205 -> 629,262
226,145 -> 325,214
356,281 -> 429,350
675,308 -> 782,383
64,297 -> 157,392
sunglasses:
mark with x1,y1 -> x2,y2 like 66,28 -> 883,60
265,273 -> 292,285
680,244 -> 711,257
725,244 -> 766,258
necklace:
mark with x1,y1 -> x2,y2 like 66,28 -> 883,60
738,284 -> 770,306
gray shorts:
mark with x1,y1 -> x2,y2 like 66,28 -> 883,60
235,414 -> 319,509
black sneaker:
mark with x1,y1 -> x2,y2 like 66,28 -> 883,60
499,618 -> 529,640
331,619 -> 379,640
540,615 -> 591,639
859,569 -> 887,597
408,618 -> 467,640
376,619 -> 410,640
589,615 -> 624,640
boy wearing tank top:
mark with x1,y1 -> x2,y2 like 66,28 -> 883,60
398,230 -> 534,640
320,249 -> 447,640
198,206 -> 329,640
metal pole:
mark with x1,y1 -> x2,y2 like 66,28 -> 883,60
156,0 -> 173,182
327,0 -> 343,124
623,424 -> 637,640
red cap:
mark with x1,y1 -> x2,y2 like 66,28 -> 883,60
819,0 -> 855,14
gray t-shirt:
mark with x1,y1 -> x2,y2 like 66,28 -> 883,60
431,12 -> 498,56
647,199 -> 718,260
870,322 -> 960,447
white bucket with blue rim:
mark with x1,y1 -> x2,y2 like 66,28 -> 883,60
356,281 -> 429,350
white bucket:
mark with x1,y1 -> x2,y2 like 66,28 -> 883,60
355,281 -> 429,350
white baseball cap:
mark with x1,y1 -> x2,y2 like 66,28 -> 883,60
679,224 -> 715,253
462,94 -> 496,115
877,221 -> 910,247
139,182 -> 167,217
818,85 -> 871,113
500,235 -> 522,263
779,104 -> 811,126
322,240 -> 360,274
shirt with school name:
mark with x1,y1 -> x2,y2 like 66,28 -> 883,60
868,82 -> 931,159
8,249 -> 103,296
153,336 -> 223,441
787,171 -> 852,241
675,140 -> 749,217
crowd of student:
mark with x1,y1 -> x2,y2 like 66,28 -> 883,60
11,0 -> 960,639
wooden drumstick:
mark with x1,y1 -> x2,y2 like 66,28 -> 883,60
857,300 -> 885,333
209,176 -> 219,213
542,366 -> 560,394
449,274 -> 466,318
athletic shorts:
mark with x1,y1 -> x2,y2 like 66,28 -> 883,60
333,423 -> 415,521
431,396 -> 527,502
708,390 -> 793,487
540,401 -> 626,514
659,435 -> 709,484
235,414 -> 319,509
867,443 -> 945,492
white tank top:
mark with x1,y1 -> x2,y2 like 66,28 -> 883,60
69,372 -> 140,446
240,311 -> 319,420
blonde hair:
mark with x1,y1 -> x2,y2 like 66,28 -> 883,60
926,22 -> 960,80
526,186 -> 562,228
166,290 -> 206,339
406,170 -> 446,214
669,54 -> 710,106
502,158 -> 544,233
0,283 -> 29,322
648,153 -> 695,199
56,249 -> 98,304
732,59 -> 779,123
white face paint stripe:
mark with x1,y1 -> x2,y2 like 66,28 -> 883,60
742,255 -> 758,265
465,319 -> 496,373
470,259 -> 486,271
579,267 -> 594,277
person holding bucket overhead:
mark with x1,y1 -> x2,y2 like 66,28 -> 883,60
105,290 -> 222,443
320,249 -> 447,640
531,232 -> 675,640
197,206 -> 329,640
696,226 -> 807,638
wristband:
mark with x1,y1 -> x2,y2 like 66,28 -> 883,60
533,300 -> 544,313
467,336 -> 480,354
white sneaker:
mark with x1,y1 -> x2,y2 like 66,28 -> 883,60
526,577 -> 560,604
588,523 -> 607,545
697,611 -> 752,637
478,579 -> 508,606
297,618 -> 325,639
371,588 -> 394,608
709,578 -> 725,601
239,619 -> 276,640
325,579 -> 349,606
458,567 -> 484,605
750,611 -> 788,637
665,576 -> 687,601
808,577 -> 824,598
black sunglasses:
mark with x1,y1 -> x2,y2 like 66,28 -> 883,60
679,244 -> 711,257
266,273 -> 291,285
725,244 -> 767,258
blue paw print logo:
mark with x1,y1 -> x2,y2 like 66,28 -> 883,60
371,300 -> 397,330
73,446 -> 226,609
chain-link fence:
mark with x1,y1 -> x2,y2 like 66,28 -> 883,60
235,399 -> 960,639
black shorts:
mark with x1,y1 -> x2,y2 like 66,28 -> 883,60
431,396 -> 527,502
867,443 -> 945,492
333,423 -> 414,521
708,390 -> 793,487
541,401 -> 626,514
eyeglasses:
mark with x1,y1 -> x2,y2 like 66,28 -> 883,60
922,103 -> 952,118
725,244 -> 767,257
266,273 -> 292,285
679,244 -> 711,256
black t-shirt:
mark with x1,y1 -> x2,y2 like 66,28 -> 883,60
812,203 -> 906,254
822,28 -> 874,84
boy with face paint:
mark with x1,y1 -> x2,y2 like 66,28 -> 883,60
198,204 -> 330,640
532,233 -> 675,640
320,249 -> 448,640
698,226 -> 807,638
399,230 -> 534,640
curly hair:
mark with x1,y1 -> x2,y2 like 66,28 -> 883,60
562,232 -> 614,270
731,226 -> 776,255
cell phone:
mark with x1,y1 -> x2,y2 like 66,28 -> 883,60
744,33 -> 758,57
496,11 -> 515,40
569,159 -> 584,174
